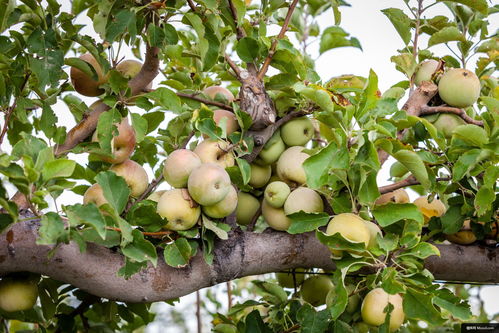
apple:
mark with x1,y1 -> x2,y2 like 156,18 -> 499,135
256,130 -> 286,165
264,181 -> 291,208
83,183 -> 108,207
163,149 -> 202,188
283,187 -> 324,215
236,192 -> 261,226
213,323 -> 237,333
110,159 -> 149,198
414,59 -> 439,86
280,117 -> 314,146
203,186 -> 238,218
276,146 -> 309,185
0,277 -> 38,312
275,268 -> 307,288
211,109 -> 239,136
116,59 -> 152,101
363,221 -> 382,250
413,196 -> 446,224
188,163 -> 232,206
193,139 -> 235,168
203,86 -> 234,103
361,288 -> 405,332
375,189 -> 409,205
249,163 -> 271,188
70,53 -> 107,97
432,113 -> 466,138
326,213 -> 371,257
300,275 -> 334,307
262,200 -> 292,231
326,283 -> 361,314
438,68 -> 481,108
446,220 -> 476,245
147,190 -> 167,202
92,117 -> 136,164
157,189 -> 201,231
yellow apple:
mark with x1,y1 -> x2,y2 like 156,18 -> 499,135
0,277 -> 38,312
256,130 -> 286,165
212,109 -> 239,136
276,146 -> 309,185
414,59 -> 439,86
361,288 -> 405,332
163,149 -> 202,188
446,220 -> 476,245
110,159 -> 149,198
187,163 -> 232,206
157,189 -> 201,231
262,200 -> 291,231
413,196 -> 446,224
147,190 -> 166,202
193,139 -> 235,169
203,186 -> 238,218
283,187 -> 324,215
326,213 -> 371,257
432,113 -> 466,139
236,192 -> 261,226
375,189 -> 409,205
275,268 -> 307,288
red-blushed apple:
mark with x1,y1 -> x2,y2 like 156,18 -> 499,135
209,109 -> 239,137
261,200 -> 291,231
163,149 -> 202,188
0,277 -> 38,312
264,181 -> 291,208
203,186 -> 238,219
283,187 -> 324,215
276,146 -> 309,185
203,86 -> 234,103
193,139 -> 235,168
413,196 -> 446,224
92,117 -> 136,164
280,117 -> 314,146
83,183 -> 108,207
187,163 -> 232,206
249,163 -> 271,188
361,288 -> 405,332
300,275 -> 334,307
70,53 -> 107,97
375,189 -> 409,205
110,159 -> 149,198
236,192 -> 260,226
438,68 -> 481,108
157,189 -> 201,231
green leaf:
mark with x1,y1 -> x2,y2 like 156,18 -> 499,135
244,310 -> 272,332
316,230 -> 367,253
64,57 -> 98,80
287,212 -> 330,234
65,204 -> 107,240
163,238 -> 198,268
146,87 -> 182,113
252,281 -> 288,305
320,26 -> 362,54
441,205 -> 466,234
403,288 -> 445,325
122,229 -> 158,266
373,203 -> 424,227
297,304 -> 330,333
382,8 -> 412,45
130,113 -> 148,143
304,141 -> 349,189
393,150 -> 430,189
433,288 -> 472,320
381,268 -> 406,294
436,0 -> 488,14
390,53 -> 417,78
399,242 -> 440,259
202,215 -> 229,240
37,212 -> 67,245
452,149 -> 481,181
452,124 -> 488,147
147,24 -> 165,47
95,171 -> 130,214
236,158 -> 251,185
377,233 -> 399,252
428,26 -> 466,47
357,69 -> 380,121
105,9 -> 136,43
96,108 -> 121,154
236,37 -> 260,62
42,159 -> 76,182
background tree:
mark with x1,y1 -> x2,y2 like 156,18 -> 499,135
0,0 -> 497,332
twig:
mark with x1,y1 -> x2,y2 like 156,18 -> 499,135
176,92 -> 233,111
257,0 -> 300,80
281,324 -> 300,333
0,73 -> 31,145
186,0 -> 197,12
196,290 -> 202,333
409,0 -> 423,91
227,0 -> 245,40
420,105 -> 484,127
226,281 -> 233,309
225,54 -> 242,78
378,175 -> 451,194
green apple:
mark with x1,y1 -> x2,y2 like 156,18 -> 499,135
249,163 -> 271,188
163,149 -> 202,188
110,159 -> 149,198
203,186 -> 238,218
92,117 -> 136,164
275,268 -> 307,288
283,187 -> 324,215
375,189 -> 409,205
203,86 -> 235,103
236,192 -> 261,226
147,190 -> 166,202
70,53 -> 107,97
363,221 -> 382,250
256,130 -> 286,165
432,113 -> 466,138
0,277 -> 38,312
264,181 -> 291,208
157,189 -> 201,231
83,183 -> 108,207
438,68 -> 481,108
361,288 -> 405,332
262,200 -> 291,231
193,139 -> 235,168
188,163 -> 232,206
414,59 -> 439,86
276,146 -> 309,185
300,275 -> 334,307
280,117 -> 314,146
326,284 -> 361,314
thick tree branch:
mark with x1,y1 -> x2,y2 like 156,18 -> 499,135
2,220 -> 498,303
258,0 -> 300,80
420,105 -> 484,127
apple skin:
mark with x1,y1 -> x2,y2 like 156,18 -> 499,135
163,149 -> 202,188
110,159 -> 149,198
193,139 -> 235,169
262,200 -> 292,231
188,163 -> 232,206
326,213 -> 371,257
83,183 -> 108,207
116,59 -> 152,101
249,163 -> 272,188
375,189 -> 410,205
432,113 -> 466,138
275,268 -> 306,288
157,189 -> 201,231
414,59 -> 439,86
256,130 -> 286,166
276,146 -> 309,185
0,278 -> 38,312
361,288 -> 405,332
413,196 -> 446,224
264,181 -> 291,208
212,109 -> 239,136
438,68 -> 481,108
92,117 -> 136,164
363,221 -> 382,250
147,190 -> 166,202
203,186 -> 238,219
236,192 -> 260,226
70,53 -> 107,97
300,275 -> 334,307
203,86 -> 234,103
446,220 -> 476,245
280,117 -> 314,146
283,187 -> 324,215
